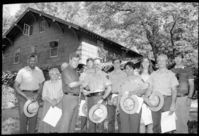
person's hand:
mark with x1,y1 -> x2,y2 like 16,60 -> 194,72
96,99 -> 103,108
128,91 -> 136,97
168,103 -> 175,115
31,93 -> 39,102
51,99 -> 57,108
144,98 -> 154,107
185,97 -> 192,107
116,106 -> 120,115
83,90 -> 91,96
136,91 -> 143,97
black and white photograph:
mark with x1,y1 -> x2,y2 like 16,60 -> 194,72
2,2 -> 198,134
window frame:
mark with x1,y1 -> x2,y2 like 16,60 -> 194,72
39,20 -> 45,33
49,39 -> 59,58
23,24 -> 30,36
31,44 -> 38,54
13,48 -> 20,64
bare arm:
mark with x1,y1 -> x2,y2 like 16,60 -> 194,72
188,79 -> 194,98
68,81 -> 83,88
169,85 -> 177,115
102,85 -> 112,99
14,81 -> 28,100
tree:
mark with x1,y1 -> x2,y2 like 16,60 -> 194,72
3,6 -> 16,35
84,2 -> 198,69
14,2 -> 87,26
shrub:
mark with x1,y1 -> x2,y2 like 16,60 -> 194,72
2,85 -> 18,109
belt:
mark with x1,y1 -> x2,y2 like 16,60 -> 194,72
64,92 -> 79,97
177,93 -> 188,97
22,90 -> 38,93
87,92 -> 104,97
111,92 -> 119,95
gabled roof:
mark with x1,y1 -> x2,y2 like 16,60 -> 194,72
2,7 -> 142,57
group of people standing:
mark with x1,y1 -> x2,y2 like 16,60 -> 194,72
13,51 -> 194,133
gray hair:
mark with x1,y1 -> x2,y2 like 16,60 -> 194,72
49,68 -> 60,75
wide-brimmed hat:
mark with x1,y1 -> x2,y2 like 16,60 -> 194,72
23,99 -> 39,117
148,91 -> 164,112
120,93 -> 139,114
89,104 -> 107,123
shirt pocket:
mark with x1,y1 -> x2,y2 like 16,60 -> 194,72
22,73 -> 33,83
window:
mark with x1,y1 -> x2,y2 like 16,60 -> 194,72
23,24 -> 33,36
13,49 -> 20,64
49,40 -> 59,58
97,40 -> 104,48
39,21 -> 45,32
31,45 -> 37,54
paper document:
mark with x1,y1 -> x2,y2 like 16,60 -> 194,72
161,111 -> 176,133
43,106 -> 62,127
135,96 -> 143,113
79,100 -> 87,117
141,103 -> 153,125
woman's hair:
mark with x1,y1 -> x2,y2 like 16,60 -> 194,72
86,58 -> 94,63
49,68 -> 60,76
139,57 -> 154,75
124,61 -> 135,70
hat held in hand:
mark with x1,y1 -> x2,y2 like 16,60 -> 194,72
148,91 -> 164,112
23,99 -> 39,117
89,104 -> 107,123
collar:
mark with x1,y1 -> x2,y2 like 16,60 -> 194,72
25,66 -> 38,71
175,65 -> 185,69
157,68 -> 169,73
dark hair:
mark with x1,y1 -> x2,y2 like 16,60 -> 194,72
86,58 -> 94,63
124,61 -> 135,70
27,53 -> 38,61
69,53 -> 80,60
174,52 -> 184,58
139,57 -> 154,75
112,57 -> 122,64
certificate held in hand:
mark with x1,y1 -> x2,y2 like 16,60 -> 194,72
43,106 -> 62,127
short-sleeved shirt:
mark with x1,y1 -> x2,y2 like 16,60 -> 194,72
42,80 -> 63,101
61,65 -> 80,94
147,69 -> 179,96
84,70 -> 112,93
108,70 -> 127,93
171,66 -> 194,93
15,66 -> 45,91
120,75 -> 147,96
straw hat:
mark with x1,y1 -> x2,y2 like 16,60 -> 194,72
120,93 -> 139,114
148,91 -> 164,112
89,104 -> 107,123
23,99 -> 39,117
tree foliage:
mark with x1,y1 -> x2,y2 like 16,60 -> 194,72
84,2 -> 198,69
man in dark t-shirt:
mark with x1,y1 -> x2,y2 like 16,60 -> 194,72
60,53 -> 83,133
171,52 -> 194,133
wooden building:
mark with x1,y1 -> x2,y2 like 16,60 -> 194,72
2,8 -> 142,71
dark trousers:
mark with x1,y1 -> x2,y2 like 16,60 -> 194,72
17,92 -> 39,134
107,105 -> 121,133
151,96 -> 172,133
119,104 -> 142,133
80,93 -> 87,132
59,95 -> 79,133
87,95 -> 106,133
